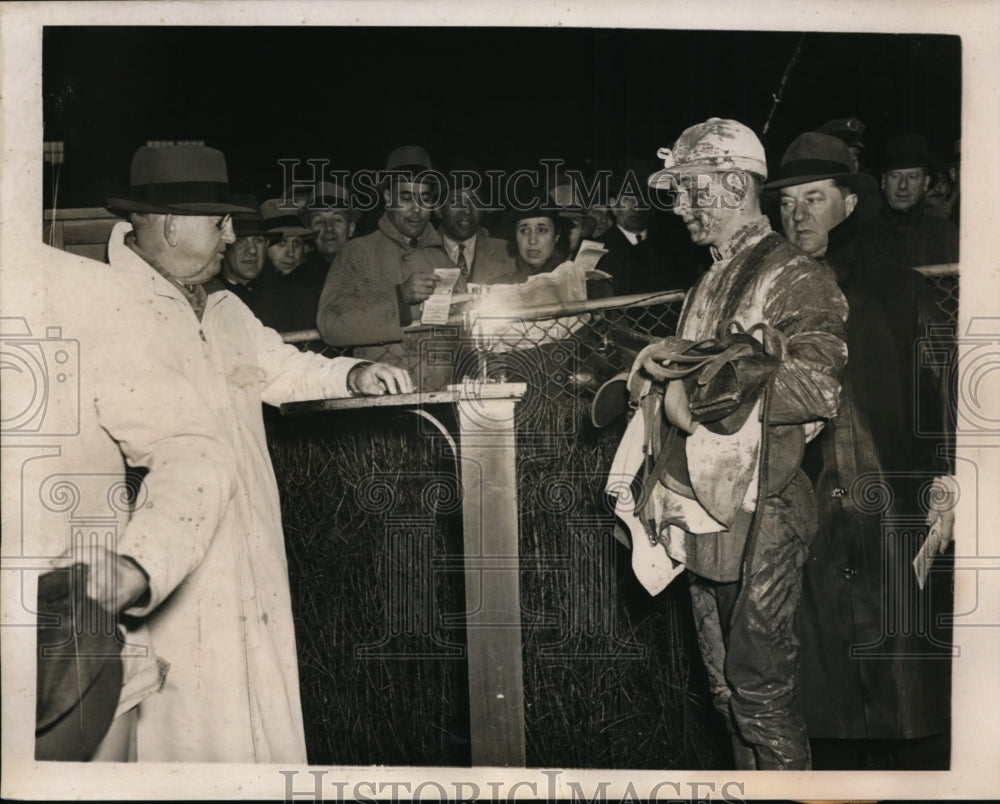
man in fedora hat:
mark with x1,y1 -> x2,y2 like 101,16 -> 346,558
250,197 -> 327,332
61,143 -> 413,763
204,194 -> 279,300
613,118 -> 848,769
260,196 -> 317,278
204,195 -> 318,333
860,133 -> 958,270
548,180 -> 599,260
767,132 -> 955,769
317,145 -> 455,389
547,179 -> 620,295
767,131 -> 879,262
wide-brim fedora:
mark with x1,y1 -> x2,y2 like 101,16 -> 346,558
260,198 -> 317,239
763,132 -> 878,197
106,145 -> 256,215
35,564 -> 123,761
227,194 -> 283,244
380,145 -> 442,192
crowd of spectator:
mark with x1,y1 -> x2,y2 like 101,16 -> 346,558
215,122 -> 958,369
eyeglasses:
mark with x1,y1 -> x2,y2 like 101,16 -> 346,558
215,213 -> 233,231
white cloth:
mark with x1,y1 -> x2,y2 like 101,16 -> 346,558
604,406 -> 685,595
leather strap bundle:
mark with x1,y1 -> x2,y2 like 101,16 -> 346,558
633,320 -> 782,435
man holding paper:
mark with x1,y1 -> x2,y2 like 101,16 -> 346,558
767,131 -> 956,769
317,146 -> 454,387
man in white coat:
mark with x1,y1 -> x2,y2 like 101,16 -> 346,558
36,144 -> 412,763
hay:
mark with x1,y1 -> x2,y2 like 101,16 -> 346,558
267,392 -> 726,768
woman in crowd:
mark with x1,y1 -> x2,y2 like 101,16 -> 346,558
505,200 -> 567,283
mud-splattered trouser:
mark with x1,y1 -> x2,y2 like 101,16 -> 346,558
688,474 -> 817,770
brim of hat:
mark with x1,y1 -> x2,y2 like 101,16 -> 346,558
648,164 -> 768,189
648,167 -> 698,188
234,227 -> 284,243
504,208 -> 561,227
882,160 -> 932,172
303,205 -> 363,222
590,373 -> 630,428
267,226 -> 318,239
557,209 -> 597,224
106,197 -> 257,215
763,170 -> 878,197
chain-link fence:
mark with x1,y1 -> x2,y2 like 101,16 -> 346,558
286,265 -> 958,412
918,265 -> 959,323
274,266 -> 956,766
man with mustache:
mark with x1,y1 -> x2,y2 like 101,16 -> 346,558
435,167 -> 516,289
317,146 -> 455,389
629,118 -> 849,769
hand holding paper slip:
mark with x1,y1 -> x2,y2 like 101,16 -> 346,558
574,239 -> 609,271
912,475 -> 958,589
420,267 -> 462,325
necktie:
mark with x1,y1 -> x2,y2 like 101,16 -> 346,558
457,243 -> 469,277
408,236 -> 419,248
635,232 -> 644,244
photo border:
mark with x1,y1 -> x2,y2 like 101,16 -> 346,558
2,1 -> 998,800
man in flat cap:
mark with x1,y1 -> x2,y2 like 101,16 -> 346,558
296,179 -> 362,300
768,132 -> 955,770
34,144 -> 412,763
611,118 -> 848,769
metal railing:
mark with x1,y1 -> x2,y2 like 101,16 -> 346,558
283,265 -> 959,407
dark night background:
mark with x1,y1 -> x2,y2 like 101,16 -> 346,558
43,27 -> 960,209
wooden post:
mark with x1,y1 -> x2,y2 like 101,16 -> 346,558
281,382 -> 528,766
453,382 -> 527,767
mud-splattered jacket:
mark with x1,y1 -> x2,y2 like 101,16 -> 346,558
661,215 -> 849,581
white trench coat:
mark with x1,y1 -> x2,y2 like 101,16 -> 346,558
7,226 -> 361,763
